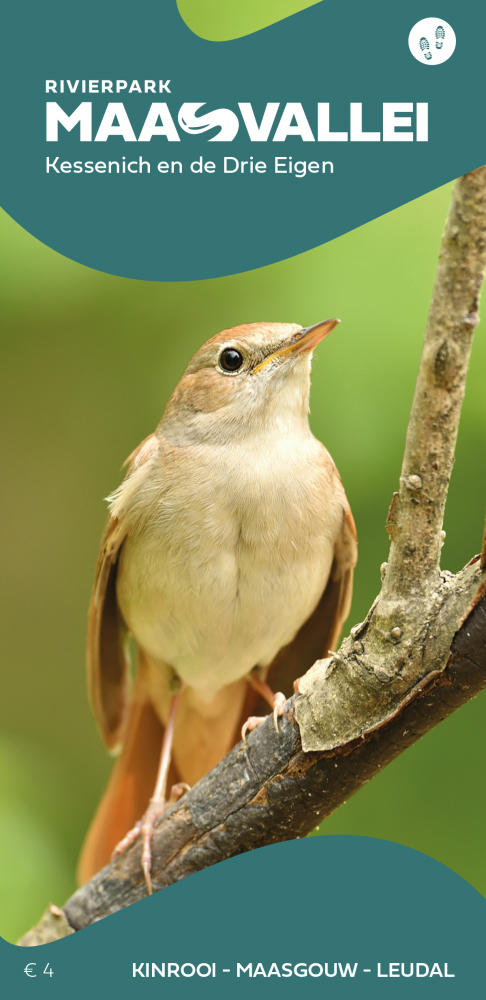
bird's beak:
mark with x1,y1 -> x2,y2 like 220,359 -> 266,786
252,318 -> 340,374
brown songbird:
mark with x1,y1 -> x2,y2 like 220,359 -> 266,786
78,320 -> 357,891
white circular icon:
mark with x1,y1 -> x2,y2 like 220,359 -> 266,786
409,18 -> 456,65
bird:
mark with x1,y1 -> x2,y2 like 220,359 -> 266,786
78,319 -> 357,892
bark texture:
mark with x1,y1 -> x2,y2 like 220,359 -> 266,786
18,165 -> 486,946
385,165 -> 486,597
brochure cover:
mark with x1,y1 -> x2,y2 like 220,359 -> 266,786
1,1 -> 485,995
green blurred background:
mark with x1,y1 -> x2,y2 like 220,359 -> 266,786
1,0 -> 485,945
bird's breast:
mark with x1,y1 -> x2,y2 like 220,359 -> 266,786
116,436 -> 344,699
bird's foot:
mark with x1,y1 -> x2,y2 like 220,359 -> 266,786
241,715 -> 267,742
241,690 -> 286,742
140,797 -> 168,894
111,820 -> 144,864
272,691 -> 286,730
111,782 -> 191,895
167,782 -> 191,806
110,799 -> 166,894
246,670 -> 286,735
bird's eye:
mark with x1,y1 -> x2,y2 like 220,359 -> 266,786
219,348 -> 244,372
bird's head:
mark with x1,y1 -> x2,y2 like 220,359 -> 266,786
160,319 -> 339,445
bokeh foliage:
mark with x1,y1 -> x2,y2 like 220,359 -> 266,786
0,1 -> 485,941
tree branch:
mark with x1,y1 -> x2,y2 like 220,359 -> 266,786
296,166 -> 486,752
384,165 -> 486,596
18,165 -> 486,945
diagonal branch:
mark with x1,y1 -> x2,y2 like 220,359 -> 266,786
18,165 -> 486,944
22,585 -> 486,940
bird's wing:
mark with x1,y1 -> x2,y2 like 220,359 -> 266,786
86,433 -> 159,751
262,501 -> 357,704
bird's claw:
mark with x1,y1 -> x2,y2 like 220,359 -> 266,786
272,692 -> 286,731
140,798 -> 167,895
242,692 -> 286,742
241,716 -> 266,743
111,782 -> 191,895
110,820 -> 143,866
167,782 -> 191,805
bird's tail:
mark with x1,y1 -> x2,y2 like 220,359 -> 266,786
77,690 -> 172,885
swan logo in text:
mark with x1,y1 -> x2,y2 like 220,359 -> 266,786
409,18 -> 456,65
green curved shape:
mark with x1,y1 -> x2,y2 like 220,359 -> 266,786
177,0 -> 322,40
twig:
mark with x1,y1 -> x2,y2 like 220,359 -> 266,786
384,166 -> 486,597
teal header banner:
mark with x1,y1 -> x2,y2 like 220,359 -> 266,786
0,0 -> 485,278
